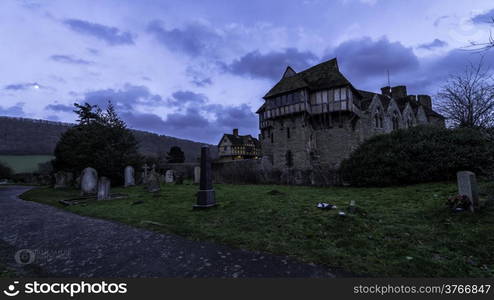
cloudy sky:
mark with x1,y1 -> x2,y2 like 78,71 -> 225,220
1,0 -> 494,143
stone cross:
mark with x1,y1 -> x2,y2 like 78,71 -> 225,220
97,177 -> 111,200
194,166 -> 201,184
124,166 -> 135,187
142,163 -> 150,184
194,146 -> 216,209
80,167 -> 98,196
147,169 -> 161,193
457,171 -> 479,212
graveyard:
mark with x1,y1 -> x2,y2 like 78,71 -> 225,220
20,179 -> 494,277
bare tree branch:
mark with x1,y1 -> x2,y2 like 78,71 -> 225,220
437,58 -> 494,128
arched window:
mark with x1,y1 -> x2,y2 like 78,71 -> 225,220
374,108 -> 383,129
392,111 -> 400,130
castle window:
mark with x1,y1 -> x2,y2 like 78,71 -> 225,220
285,150 -> 293,167
392,111 -> 400,130
334,89 -> 340,101
271,133 -> 274,143
287,127 -> 291,139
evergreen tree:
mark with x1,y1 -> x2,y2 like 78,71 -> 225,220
53,101 -> 142,185
166,146 -> 185,163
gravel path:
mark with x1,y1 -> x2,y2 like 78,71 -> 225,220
0,186 -> 341,278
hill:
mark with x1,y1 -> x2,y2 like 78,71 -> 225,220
0,116 -> 217,162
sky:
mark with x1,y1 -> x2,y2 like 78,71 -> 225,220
1,0 -> 494,144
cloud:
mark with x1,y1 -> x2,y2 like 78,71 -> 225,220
45,103 -> 74,112
170,90 -> 207,106
147,20 -> 222,57
433,15 -> 449,27
227,48 -> 318,80
326,36 -> 419,84
417,39 -> 448,50
471,8 -> 494,24
50,54 -> 93,65
81,84 -> 163,110
63,19 -> 135,45
84,85 -> 259,143
4,82 -> 43,91
0,103 -> 25,116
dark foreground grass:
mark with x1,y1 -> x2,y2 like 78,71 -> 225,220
20,182 -> 494,277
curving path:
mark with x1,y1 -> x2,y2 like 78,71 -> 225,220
0,186 -> 342,278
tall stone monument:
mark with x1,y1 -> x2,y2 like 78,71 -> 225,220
194,146 -> 216,209
124,166 -> 135,187
80,167 -> 98,196
457,171 -> 479,212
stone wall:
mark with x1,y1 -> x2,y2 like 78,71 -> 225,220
159,162 -> 199,179
212,158 -> 341,186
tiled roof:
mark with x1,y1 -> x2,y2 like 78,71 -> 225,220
264,58 -> 351,98
221,134 -> 260,147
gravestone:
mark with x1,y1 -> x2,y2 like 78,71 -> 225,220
159,174 -> 166,183
124,166 -> 135,187
457,171 -> 479,212
194,146 -> 216,209
165,170 -> 175,183
141,164 -> 150,184
194,166 -> 201,184
80,167 -> 98,196
54,171 -> 73,189
147,170 -> 161,193
97,177 -> 111,200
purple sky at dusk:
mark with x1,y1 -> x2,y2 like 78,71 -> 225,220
1,0 -> 494,143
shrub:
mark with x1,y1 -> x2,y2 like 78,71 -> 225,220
0,162 -> 13,179
339,126 -> 494,186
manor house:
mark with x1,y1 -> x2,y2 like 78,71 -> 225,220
256,58 -> 445,183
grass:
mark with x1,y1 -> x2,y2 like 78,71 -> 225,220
0,155 -> 54,174
20,181 -> 494,277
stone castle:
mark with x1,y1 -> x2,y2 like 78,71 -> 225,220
256,58 -> 445,184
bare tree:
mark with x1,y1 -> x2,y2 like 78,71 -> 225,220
437,58 -> 494,128
466,18 -> 494,52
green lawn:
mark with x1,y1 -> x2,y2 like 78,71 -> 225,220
20,182 -> 494,277
0,155 -> 54,173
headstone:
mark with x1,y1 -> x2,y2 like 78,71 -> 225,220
165,170 -> 175,183
194,166 -> 201,184
194,146 -> 216,209
457,171 -> 479,212
124,166 -> 135,187
80,167 -> 98,195
147,169 -> 161,193
142,164 -> 150,184
54,171 -> 73,189
159,174 -> 166,183
97,177 -> 111,200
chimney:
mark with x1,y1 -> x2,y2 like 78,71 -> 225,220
391,85 -> 407,98
417,95 -> 432,110
381,86 -> 391,97
233,128 -> 239,137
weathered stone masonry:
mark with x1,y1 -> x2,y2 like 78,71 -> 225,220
255,58 -> 445,185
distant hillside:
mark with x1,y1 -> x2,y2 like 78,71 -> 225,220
0,116 -> 217,161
